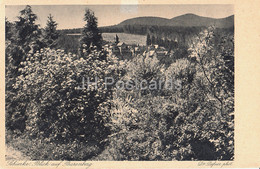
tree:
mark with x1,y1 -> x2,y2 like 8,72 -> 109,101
146,33 -> 151,46
115,34 -> 119,44
151,35 -> 156,45
5,17 -> 25,131
79,9 -> 102,56
15,5 -> 43,52
5,18 -> 14,42
10,5 -> 44,68
44,14 -> 59,48
6,6 -> 44,132
187,27 -> 234,159
156,36 -> 160,45
164,38 -> 169,48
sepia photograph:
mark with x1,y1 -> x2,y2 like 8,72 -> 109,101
4,4 -> 235,161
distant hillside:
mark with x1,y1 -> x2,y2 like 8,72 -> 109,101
169,14 -> 234,28
113,13 -> 234,28
118,16 -> 170,26
59,13 -> 234,34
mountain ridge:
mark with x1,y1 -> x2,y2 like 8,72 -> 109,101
115,14 -> 234,28
59,14 -> 234,33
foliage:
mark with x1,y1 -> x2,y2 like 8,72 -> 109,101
115,34 -> 119,44
15,5 -> 44,53
5,6 -> 43,133
43,14 -> 59,48
5,5 -> 43,75
56,34 -> 80,54
146,33 -> 151,46
189,26 -> 234,115
126,54 -> 164,82
10,48 -> 122,143
79,9 -> 102,55
185,27 -> 234,159
157,44 -> 189,67
123,54 -> 165,96
5,18 -> 14,41
98,27 -> 234,160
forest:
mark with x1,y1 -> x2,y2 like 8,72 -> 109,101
5,6 -> 234,160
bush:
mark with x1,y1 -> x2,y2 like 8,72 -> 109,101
99,27 -> 234,161
102,95 -> 179,160
123,54 -> 165,97
10,48 -> 121,143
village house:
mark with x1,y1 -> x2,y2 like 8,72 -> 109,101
117,42 -> 128,54
143,50 -> 157,57
143,44 -> 168,58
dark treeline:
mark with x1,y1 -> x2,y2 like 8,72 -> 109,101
99,25 -> 204,36
56,34 -> 80,53
56,25 -> 234,65
99,25 -> 124,33
61,25 -> 234,48
58,28 -> 82,34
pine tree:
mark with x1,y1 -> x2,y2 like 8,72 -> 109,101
15,5 -> 42,52
44,14 -> 59,48
5,5 -> 44,131
146,33 -> 151,46
79,9 -> 102,55
151,35 -> 155,45
12,5 -> 43,67
115,34 -> 119,44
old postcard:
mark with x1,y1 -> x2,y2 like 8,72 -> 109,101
0,0 -> 260,168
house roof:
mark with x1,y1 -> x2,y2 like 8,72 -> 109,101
117,42 -> 125,46
149,50 -> 156,56
135,47 -> 140,51
143,50 -> 157,57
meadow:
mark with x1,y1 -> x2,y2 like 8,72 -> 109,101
102,33 -> 146,45
56,33 -> 146,53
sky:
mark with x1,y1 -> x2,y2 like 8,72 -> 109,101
5,5 -> 234,29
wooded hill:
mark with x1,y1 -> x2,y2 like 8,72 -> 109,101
59,14 -> 234,35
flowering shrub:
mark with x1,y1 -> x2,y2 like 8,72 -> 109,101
102,95 -> 178,160
125,54 -> 165,82
164,27 -> 234,160
12,48 -> 121,143
100,27 -> 234,160
185,27 -> 234,160
122,54 -> 165,97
